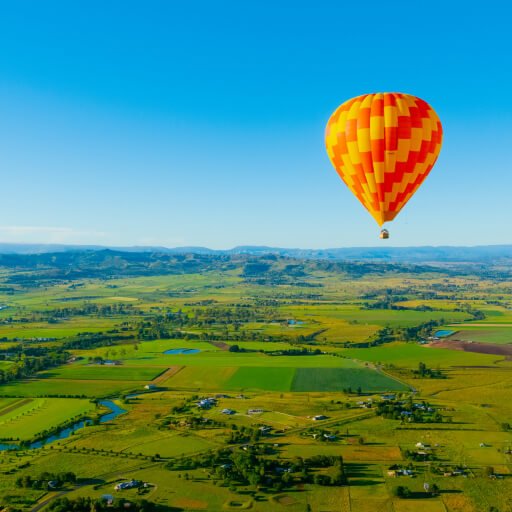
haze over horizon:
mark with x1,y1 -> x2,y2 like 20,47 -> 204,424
1,1 -> 511,248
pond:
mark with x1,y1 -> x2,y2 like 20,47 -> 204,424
163,348 -> 201,355
0,400 -> 127,452
434,330 -> 455,337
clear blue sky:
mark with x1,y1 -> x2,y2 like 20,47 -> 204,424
0,1 -> 510,248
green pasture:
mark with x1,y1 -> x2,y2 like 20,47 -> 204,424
0,378 -> 142,398
226,367 -> 295,392
341,342 -> 504,368
290,367 -> 408,392
39,365 -> 164,381
0,398 -> 95,440
164,366 -> 236,389
73,338 -> 219,361
283,305 -> 471,328
125,351 -> 363,368
0,316 -> 123,339
446,326 -> 512,344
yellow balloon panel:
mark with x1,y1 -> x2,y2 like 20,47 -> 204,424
325,93 -> 443,226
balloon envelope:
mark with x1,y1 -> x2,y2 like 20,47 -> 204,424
325,93 -> 443,226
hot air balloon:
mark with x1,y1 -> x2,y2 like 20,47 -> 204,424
325,93 -> 443,238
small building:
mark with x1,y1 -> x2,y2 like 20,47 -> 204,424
221,408 -> 235,415
144,384 -> 156,390
312,415 -> 327,421
115,480 -> 140,490
248,409 -> 263,414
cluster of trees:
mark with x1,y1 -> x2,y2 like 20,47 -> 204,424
15,471 -> 76,489
166,446 -> 346,490
414,362 -> 445,379
168,306 -> 281,328
16,302 -> 138,325
0,351 -> 68,385
47,497 -> 156,512
376,397 -> 443,424
62,332 -> 136,350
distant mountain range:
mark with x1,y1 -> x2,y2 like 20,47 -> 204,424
0,243 -> 511,263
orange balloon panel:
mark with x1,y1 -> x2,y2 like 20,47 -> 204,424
325,93 -> 443,226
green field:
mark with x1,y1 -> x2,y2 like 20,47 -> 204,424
226,367 -> 296,391
39,365 -> 165,381
164,366 -> 237,389
124,351 -> 365,368
447,327 -> 512,344
290,367 -> 409,392
0,379 -> 143,397
0,398 -> 95,440
341,342 -> 505,368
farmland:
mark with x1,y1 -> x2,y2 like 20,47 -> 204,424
0,250 -> 511,510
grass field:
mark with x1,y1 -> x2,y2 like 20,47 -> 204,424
447,327 -> 512,344
129,351 -> 366,368
0,379 -> 144,398
39,365 -> 165,381
0,398 -> 95,440
341,342 -> 505,368
164,366 -> 237,389
290,368 -> 409,392
226,367 -> 296,391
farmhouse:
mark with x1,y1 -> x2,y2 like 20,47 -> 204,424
221,408 -> 235,415
312,415 -> 327,421
114,480 -> 140,490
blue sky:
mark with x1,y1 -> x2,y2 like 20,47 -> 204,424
0,1 -> 510,248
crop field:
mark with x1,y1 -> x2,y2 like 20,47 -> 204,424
290,367 -> 409,392
340,342 -> 505,368
0,378 -> 143,397
0,398 -> 95,440
39,365 -> 165,381
446,326 -> 512,344
226,367 -> 296,391
163,366 -> 237,389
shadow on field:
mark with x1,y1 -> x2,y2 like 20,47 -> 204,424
78,478 -> 104,486
349,478 -> 384,486
346,462 -> 383,486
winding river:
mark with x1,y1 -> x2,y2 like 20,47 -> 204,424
0,400 -> 127,452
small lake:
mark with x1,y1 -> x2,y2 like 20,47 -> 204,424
0,400 -> 126,452
163,348 -> 201,355
435,330 -> 455,337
